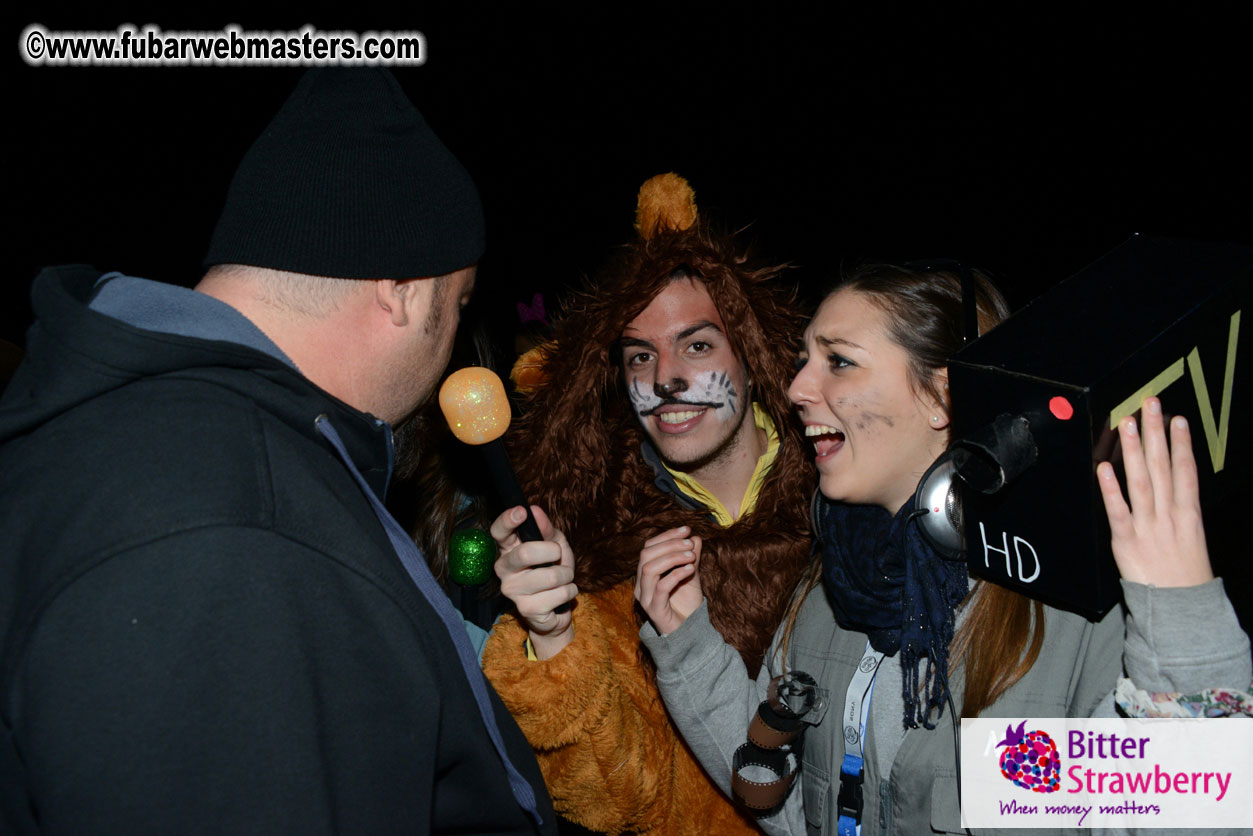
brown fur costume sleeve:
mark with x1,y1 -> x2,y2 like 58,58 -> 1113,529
482,583 -> 762,836
506,224 -> 815,677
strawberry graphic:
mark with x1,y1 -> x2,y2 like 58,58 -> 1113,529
996,721 -> 1061,793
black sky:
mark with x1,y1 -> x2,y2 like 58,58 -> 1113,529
8,5 -> 1250,342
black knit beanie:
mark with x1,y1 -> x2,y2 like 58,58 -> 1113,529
204,68 -> 484,279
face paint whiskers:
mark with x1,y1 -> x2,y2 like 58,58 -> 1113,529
630,371 -> 738,424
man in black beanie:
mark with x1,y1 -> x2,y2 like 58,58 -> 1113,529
0,69 -> 556,835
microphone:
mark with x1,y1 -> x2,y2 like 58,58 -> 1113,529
438,367 -> 542,543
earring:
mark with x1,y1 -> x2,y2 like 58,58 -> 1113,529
930,415 -> 939,423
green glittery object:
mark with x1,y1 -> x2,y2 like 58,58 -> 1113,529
448,528 -> 495,586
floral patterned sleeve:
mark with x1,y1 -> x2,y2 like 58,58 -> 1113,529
1114,676 -> 1253,717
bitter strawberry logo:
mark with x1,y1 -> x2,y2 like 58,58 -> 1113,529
997,720 -> 1061,793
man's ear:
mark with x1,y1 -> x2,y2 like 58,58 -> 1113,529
375,278 -> 425,327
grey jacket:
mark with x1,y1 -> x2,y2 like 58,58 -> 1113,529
643,578 -> 1251,836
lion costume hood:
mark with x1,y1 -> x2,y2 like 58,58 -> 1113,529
507,175 -> 814,674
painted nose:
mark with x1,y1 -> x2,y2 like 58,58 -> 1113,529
655,377 -> 688,398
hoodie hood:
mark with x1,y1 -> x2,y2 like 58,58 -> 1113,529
0,266 -> 392,495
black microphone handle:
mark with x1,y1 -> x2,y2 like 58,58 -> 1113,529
480,439 -> 543,542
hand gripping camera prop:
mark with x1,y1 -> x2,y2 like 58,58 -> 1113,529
927,235 -> 1249,619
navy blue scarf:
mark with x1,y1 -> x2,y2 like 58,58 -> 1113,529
815,494 -> 969,729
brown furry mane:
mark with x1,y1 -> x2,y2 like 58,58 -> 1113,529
507,224 -> 815,675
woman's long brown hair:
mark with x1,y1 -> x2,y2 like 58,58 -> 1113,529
780,262 -> 1044,719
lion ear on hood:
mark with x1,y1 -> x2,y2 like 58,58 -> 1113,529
633,173 -> 698,240
513,173 -> 697,396
509,340 -> 557,395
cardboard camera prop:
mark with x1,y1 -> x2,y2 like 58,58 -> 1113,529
943,235 -> 1249,619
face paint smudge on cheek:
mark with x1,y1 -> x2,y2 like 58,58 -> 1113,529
854,411 -> 895,430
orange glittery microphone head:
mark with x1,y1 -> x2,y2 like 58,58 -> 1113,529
438,366 -> 542,543
439,366 -> 512,445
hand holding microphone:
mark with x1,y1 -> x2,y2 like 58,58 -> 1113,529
439,367 -> 578,657
491,504 -> 578,658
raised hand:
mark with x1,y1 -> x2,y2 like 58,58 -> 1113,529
635,526 -> 703,635
492,504 -> 578,658
1097,397 -> 1214,588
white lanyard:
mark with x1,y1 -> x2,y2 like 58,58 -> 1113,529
842,640 -> 885,760
837,640 -> 885,836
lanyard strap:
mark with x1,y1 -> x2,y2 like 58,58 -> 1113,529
837,641 -> 884,836
316,416 -> 542,828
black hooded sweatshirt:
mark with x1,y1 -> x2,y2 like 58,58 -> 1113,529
0,267 -> 555,835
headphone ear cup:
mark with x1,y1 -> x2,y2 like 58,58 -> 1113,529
913,453 -> 965,559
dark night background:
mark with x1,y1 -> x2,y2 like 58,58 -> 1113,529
6,6 -> 1251,624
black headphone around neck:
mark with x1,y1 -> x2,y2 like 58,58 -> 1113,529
912,413 -> 1039,558
912,453 -> 965,559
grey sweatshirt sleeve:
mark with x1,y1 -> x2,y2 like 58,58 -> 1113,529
641,601 -> 806,836
1120,577 -> 1252,693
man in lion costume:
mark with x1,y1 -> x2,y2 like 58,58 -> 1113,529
482,174 -> 814,835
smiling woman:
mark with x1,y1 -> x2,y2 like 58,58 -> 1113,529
791,289 -> 952,513
787,265 -> 1039,722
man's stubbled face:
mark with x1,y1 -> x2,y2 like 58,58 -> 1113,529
619,278 -> 752,473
